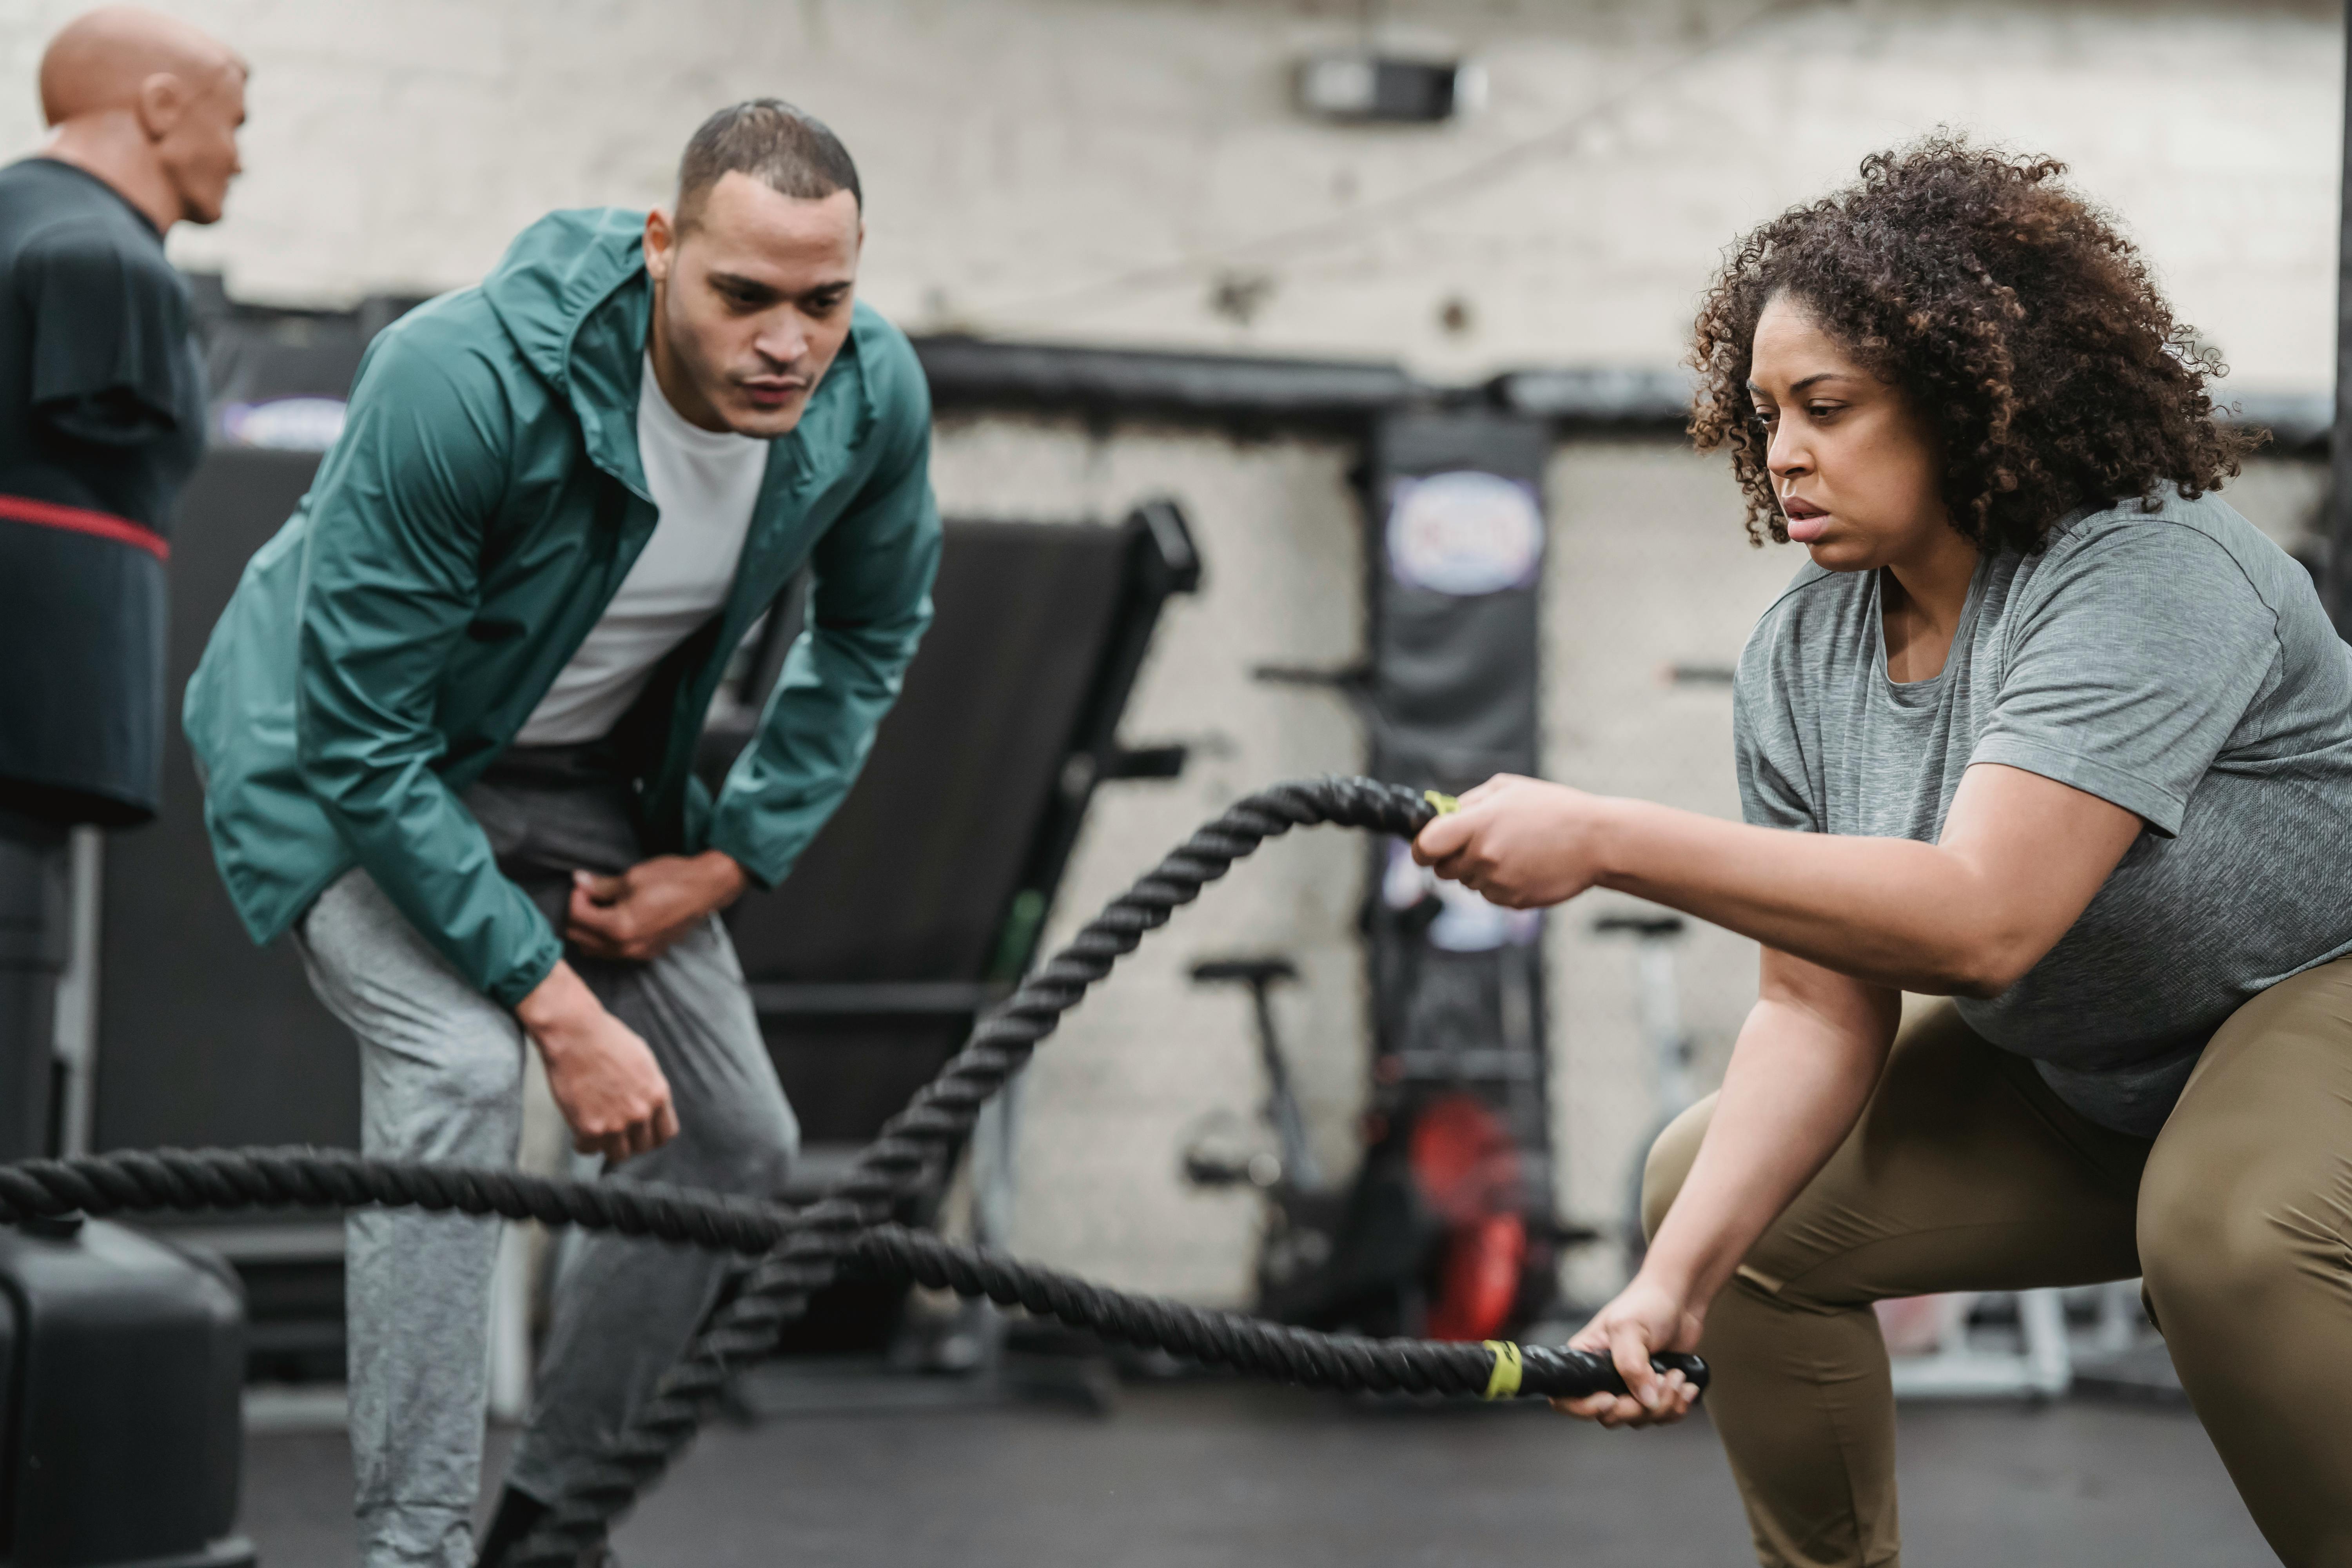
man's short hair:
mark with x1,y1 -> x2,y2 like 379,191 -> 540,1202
676,99 -> 860,230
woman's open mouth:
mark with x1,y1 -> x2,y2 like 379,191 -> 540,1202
1781,496 -> 1829,543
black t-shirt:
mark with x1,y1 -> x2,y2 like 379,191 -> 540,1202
0,158 -> 206,825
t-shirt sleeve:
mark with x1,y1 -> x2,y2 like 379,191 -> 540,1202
19,223 -> 189,447
1972,526 -> 2279,837
1733,613 -> 1820,833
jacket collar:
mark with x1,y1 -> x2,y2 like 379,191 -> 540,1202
480,206 -> 887,501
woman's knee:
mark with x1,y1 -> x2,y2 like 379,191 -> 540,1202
2139,1146 -> 2333,1329
1641,1095 -> 1719,1243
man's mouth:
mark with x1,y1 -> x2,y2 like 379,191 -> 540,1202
741,376 -> 810,407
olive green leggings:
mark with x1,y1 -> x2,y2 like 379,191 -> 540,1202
1642,955 -> 2352,1568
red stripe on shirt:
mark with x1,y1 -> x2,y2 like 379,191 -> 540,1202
0,494 -> 169,561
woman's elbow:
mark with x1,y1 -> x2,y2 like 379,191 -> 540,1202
1926,932 -> 2044,1000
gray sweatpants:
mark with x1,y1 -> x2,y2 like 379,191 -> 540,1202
292,754 -> 798,1568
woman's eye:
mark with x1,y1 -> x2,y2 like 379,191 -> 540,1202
1752,407 -> 1778,425
1808,403 -> 1844,420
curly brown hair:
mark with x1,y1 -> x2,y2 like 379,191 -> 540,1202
1690,136 -> 2263,552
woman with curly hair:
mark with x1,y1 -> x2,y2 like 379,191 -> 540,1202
1413,137 -> 2352,1566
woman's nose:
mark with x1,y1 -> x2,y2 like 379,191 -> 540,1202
1767,422 -> 1809,479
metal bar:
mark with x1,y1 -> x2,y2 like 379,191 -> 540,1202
2327,0 -> 2352,632
51,826 -> 102,1157
1252,982 -> 1322,1191
746,981 -> 1007,1018
1385,1048 -> 1541,1081
1888,1289 -> 2073,1402
161,1221 -> 347,1260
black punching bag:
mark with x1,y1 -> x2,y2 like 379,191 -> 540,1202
1359,408 -> 1558,1334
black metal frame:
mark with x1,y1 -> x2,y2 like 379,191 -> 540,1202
2328,0 -> 2352,632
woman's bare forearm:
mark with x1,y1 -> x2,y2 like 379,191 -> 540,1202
1417,767 -> 2143,998
1639,974 -> 1898,1305
1593,800 -> 2013,994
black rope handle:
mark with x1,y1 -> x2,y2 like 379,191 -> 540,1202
0,777 -> 1708,1559
850,1225 -> 1707,1403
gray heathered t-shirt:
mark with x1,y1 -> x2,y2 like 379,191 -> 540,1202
1733,487 -> 2352,1136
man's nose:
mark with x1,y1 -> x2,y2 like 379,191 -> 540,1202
758,312 -> 811,366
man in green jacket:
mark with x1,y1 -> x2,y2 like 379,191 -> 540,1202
185,102 -> 939,1568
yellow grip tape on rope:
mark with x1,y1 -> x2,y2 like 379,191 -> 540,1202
1481,1340 -> 1523,1399
1425,790 -> 1461,816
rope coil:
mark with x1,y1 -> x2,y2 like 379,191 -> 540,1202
0,776 -> 1706,1560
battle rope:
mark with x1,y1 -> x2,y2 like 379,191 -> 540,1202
0,777 -> 1706,1561
0,1147 -> 1701,1403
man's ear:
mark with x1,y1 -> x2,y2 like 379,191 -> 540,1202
135,72 -> 189,141
643,207 -> 677,283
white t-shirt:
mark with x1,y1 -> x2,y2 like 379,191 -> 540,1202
515,354 -> 768,746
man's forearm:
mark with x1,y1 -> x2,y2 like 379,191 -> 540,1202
706,623 -> 921,887
675,849 -> 748,909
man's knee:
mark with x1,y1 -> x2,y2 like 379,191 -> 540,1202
679,1091 -> 797,1196
371,1040 -> 525,1164
434,1041 -> 526,1122
1641,1094 -> 1718,1243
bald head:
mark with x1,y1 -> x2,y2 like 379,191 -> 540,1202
40,6 -> 242,124
36,6 -> 246,230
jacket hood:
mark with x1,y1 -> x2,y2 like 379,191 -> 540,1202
481,206 -> 655,493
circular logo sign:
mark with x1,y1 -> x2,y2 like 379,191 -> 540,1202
1387,470 -> 1543,596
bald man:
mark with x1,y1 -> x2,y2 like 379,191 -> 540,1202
0,7 -> 244,1156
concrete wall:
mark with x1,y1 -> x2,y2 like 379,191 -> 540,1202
0,0 -> 2336,393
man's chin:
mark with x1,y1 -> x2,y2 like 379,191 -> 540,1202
717,397 -> 809,440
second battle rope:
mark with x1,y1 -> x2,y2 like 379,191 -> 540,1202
0,777 -> 1706,1560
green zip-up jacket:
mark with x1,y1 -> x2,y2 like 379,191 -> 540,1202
183,207 -> 940,1009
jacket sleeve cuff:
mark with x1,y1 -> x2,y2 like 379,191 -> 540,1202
484,925 -> 566,1011
705,815 -> 795,890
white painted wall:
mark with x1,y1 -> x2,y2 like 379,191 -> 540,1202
0,0 -> 2336,392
